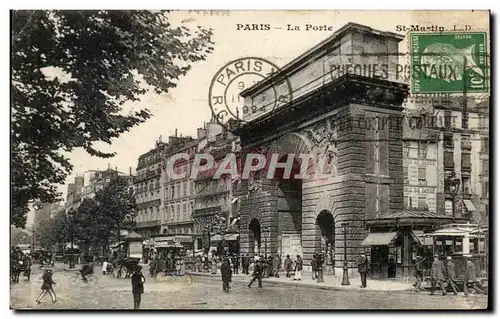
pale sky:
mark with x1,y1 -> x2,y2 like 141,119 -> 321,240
59,10 -> 489,200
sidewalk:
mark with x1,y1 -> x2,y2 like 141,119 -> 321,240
186,271 -> 414,292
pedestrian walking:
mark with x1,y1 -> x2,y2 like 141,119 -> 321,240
430,254 -> 447,296
231,254 -> 240,275
311,254 -> 317,280
357,253 -> 369,288
195,254 -> 202,272
444,256 -> 459,295
242,254 -> 249,275
131,266 -> 146,309
316,252 -> 324,283
284,255 -> 293,278
273,254 -> 280,278
413,256 -> 425,292
36,269 -> 57,304
211,254 -> 218,275
463,256 -> 486,296
248,258 -> 263,288
102,260 -> 109,275
293,255 -> 303,281
203,254 -> 209,273
221,257 -> 232,293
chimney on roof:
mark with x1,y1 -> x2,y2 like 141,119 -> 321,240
108,163 -> 111,170
129,166 -> 132,176
175,129 -> 178,137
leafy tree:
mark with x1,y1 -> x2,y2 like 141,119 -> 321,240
11,10 -> 214,227
36,213 -> 69,250
73,198 -> 113,252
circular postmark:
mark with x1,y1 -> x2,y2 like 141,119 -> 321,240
208,57 -> 293,129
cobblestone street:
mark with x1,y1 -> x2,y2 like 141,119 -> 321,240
10,265 -> 487,310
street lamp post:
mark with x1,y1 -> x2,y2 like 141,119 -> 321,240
341,222 -> 350,286
67,211 -> 75,269
447,173 -> 461,222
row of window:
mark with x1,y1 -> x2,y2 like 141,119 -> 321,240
137,206 -> 161,223
404,196 -> 437,212
165,180 -> 195,200
136,189 -> 161,204
136,178 -> 161,193
163,201 -> 194,223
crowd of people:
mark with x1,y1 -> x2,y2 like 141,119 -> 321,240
414,254 -> 487,297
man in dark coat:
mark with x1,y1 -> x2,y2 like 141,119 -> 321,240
444,256 -> 459,295
464,256 -> 486,296
311,254 -> 317,280
430,254 -> 447,296
241,254 -> 249,275
36,269 -> 57,304
221,257 -> 233,293
248,258 -> 263,288
357,253 -> 369,288
231,254 -> 239,275
284,255 -> 293,278
273,254 -> 281,278
131,266 -> 146,309
413,256 -> 425,292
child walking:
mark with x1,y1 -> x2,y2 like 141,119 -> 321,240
36,269 -> 57,304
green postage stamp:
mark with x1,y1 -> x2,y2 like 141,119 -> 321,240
410,32 -> 488,93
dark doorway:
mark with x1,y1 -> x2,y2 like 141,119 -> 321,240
316,210 -> 335,266
249,218 -> 261,256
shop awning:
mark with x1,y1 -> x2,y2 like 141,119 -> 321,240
175,235 -> 194,243
211,234 -> 223,242
232,198 -> 239,204
65,243 -> 80,249
361,232 -> 398,246
224,233 -> 239,241
155,242 -> 183,249
463,200 -> 476,212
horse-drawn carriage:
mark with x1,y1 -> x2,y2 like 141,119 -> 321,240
112,257 -> 141,279
10,254 -> 31,283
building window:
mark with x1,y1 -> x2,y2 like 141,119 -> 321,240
482,181 -> 489,198
481,137 -> 489,152
176,183 -> 180,199
444,151 -> 454,169
462,176 -> 471,194
176,204 -> 180,221
418,142 -> 427,159
404,196 -> 409,208
184,181 -> 188,197
418,197 -> 427,209
444,111 -> 452,129
183,203 -> 187,220
180,182 -> 184,198
171,185 -> 175,199
461,153 -> 471,169
418,167 -> 426,185
482,159 -> 489,175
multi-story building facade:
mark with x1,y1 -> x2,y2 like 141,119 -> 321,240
193,121 -> 241,254
65,176 -> 84,213
160,135 -> 197,249
402,96 -> 489,222
134,139 -> 166,238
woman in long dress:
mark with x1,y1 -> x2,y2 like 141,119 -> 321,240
211,255 -> 217,274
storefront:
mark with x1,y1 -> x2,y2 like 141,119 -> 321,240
364,209 -> 465,279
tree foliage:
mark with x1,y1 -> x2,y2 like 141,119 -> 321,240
72,176 -> 137,250
11,10 -> 214,227
35,213 -> 69,249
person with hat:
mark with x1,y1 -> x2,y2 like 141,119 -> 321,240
221,256 -> 233,293
284,255 -> 293,278
444,256 -> 458,295
131,265 -> 146,309
293,255 -> 303,281
430,254 -> 446,296
357,252 -> 370,288
413,255 -> 425,292
463,256 -> 486,296
36,269 -> 57,304
248,258 -> 263,289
